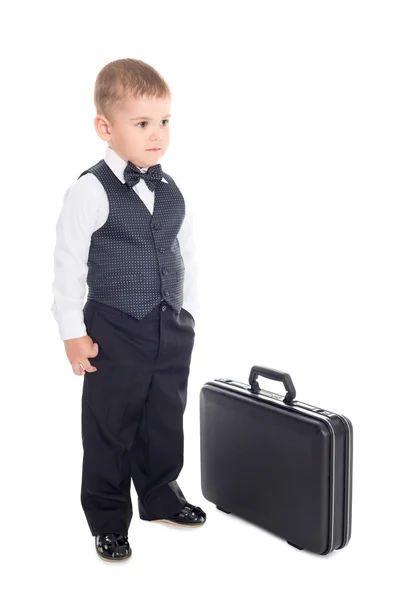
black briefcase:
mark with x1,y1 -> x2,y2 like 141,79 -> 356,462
199,365 -> 353,554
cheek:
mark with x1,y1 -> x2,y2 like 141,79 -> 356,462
122,128 -> 135,144
114,127 -> 124,141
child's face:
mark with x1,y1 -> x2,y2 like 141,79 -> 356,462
95,94 -> 171,167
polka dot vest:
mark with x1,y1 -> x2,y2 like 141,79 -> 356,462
78,159 -> 186,320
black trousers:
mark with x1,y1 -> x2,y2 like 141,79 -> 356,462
80,298 -> 196,536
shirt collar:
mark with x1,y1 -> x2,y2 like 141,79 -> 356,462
104,146 -> 148,184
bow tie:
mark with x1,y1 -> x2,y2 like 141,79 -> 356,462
123,161 -> 163,192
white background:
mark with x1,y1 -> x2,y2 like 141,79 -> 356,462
1,0 -> 399,597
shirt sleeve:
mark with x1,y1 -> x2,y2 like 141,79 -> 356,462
177,186 -> 200,323
50,175 -> 101,341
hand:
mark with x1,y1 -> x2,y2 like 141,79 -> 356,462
64,335 -> 99,376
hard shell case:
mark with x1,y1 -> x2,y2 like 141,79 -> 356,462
199,365 -> 353,554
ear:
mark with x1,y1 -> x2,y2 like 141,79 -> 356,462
94,114 -> 112,142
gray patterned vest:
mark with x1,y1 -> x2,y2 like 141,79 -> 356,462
78,159 -> 185,319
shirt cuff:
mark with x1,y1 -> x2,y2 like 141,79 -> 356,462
56,310 -> 87,341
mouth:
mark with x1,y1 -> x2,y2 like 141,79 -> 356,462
147,148 -> 161,151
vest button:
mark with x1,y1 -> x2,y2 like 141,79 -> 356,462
164,290 -> 170,297
153,222 -> 162,230
162,268 -> 169,275
161,304 -> 167,312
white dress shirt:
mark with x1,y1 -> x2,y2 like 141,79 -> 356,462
51,146 -> 199,341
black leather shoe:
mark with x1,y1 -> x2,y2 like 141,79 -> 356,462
95,533 -> 132,561
152,502 -> 206,527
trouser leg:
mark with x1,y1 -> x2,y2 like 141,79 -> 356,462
80,300 -> 154,536
129,302 -> 196,520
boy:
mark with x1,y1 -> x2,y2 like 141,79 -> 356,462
51,58 -> 206,562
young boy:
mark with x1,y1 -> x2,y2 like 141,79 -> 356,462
51,58 -> 206,562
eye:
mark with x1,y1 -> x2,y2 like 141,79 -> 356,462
136,119 -> 170,128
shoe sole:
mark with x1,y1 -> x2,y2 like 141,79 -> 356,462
151,519 -> 205,527
96,548 -> 132,561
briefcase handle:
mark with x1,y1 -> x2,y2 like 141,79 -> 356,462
249,365 -> 296,405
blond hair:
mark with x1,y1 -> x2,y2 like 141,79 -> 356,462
94,58 -> 171,121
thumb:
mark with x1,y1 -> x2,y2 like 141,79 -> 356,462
90,343 -> 99,356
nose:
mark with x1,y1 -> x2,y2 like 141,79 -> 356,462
150,125 -> 164,141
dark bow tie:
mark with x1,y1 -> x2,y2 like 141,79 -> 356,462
123,161 -> 163,192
